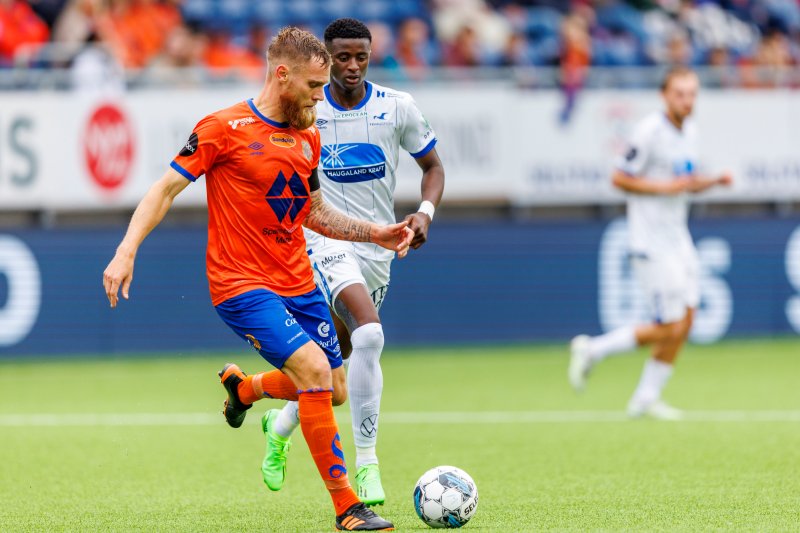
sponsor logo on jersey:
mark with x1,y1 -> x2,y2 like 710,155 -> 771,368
673,159 -> 694,176
180,133 -> 198,156
332,109 -> 368,120
270,133 -> 296,148
317,321 -> 330,338
373,112 -> 389,120
264,170 -> 308,227
228,117 -> 256,130
321,143 -> 387,183
248,141 -> 264,156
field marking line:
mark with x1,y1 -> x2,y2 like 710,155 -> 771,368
0,410 -> 799,426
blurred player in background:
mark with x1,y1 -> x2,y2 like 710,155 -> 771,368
569,67 -> 732,420
261,18 -> 444,506
103,27 -> 407,531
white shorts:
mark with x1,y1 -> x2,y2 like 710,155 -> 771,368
308,240 -> 391,311
631,247 -> 700,324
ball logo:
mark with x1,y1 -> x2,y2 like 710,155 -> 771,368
317,321 -> 330,338
270,133 -> 296,148
84,103 -> 135,191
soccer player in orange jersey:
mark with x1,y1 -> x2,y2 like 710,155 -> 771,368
102,27 -> 408,531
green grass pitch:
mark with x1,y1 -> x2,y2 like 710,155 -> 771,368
1,338 -> 799,531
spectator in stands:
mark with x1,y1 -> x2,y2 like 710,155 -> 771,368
92,0 -> 181,69
665,29 -> 693,66
201,23 -> 263,80
146,22 -> 205,86
0,0 -> 50,66
499,31 -> 532,66
559,8 -> 592,123
443,24 -> 482,66
740,28 -> 795,87
390,17 -> 434,78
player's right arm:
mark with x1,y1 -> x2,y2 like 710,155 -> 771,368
103,169 -> 189,308
612,170 -> 692,195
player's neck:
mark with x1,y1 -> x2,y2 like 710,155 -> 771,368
329,81 -> 367,110
252,85 -> 288,124
665,111 -> 685,131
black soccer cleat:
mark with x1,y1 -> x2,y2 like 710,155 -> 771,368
336,502 -> 394,531
218,363 -> 252,428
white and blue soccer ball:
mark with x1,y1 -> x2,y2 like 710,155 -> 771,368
413,466 -> 479,528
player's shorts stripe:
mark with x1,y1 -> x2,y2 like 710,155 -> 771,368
410,138 -> 437,159
170,160 -> 197,182
312,262 -> 332,302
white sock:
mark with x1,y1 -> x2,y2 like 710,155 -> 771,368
588,326 -> 636,362
356,446 -> 378,467
274,401 -> 300,439
347,323 -> 384,469
630,358 -> 674,407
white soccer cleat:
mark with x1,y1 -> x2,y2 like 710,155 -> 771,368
568,335 -> 593,392
627,400 -> 684,421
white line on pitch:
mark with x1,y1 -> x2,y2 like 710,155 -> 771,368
0,411 -> 798,427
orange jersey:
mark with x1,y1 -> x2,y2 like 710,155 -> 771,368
171,100 -> 321,305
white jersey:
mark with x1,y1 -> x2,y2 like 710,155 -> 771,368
616,111 -> 700,256
304,81 -> 436,261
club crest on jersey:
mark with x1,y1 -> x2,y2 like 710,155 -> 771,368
228,117 -> 256,130
270,133 -> 296,148
301,140 -> 312,161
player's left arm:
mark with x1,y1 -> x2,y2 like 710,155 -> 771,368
404,148 -> 445,249
304,169 -> 414,258
688,172 -> 733,193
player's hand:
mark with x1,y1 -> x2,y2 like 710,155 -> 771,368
372,220 -> 414,259
103,251 -> 135,308
403,212 -> 431,250
717,172 -> 733,187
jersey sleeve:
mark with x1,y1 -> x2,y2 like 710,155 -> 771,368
170,114 -> 227,182
400,96 -> 437,158
615,120 -> 652,177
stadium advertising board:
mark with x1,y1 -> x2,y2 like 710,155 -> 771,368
2,88 -> 800,209
1,217 -> 798,356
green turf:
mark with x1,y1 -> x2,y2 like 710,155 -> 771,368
1,339 -> 799,531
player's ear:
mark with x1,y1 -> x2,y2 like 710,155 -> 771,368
275,63 -> 290,82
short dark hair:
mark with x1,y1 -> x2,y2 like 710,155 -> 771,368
324,18 -> 372,44
660,66 -> 697,91
268,26 -> 331,69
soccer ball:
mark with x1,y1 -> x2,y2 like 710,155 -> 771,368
413,466 -> 478,528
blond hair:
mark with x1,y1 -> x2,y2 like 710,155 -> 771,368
660,66 -> 697,91
267,27 -> 331,71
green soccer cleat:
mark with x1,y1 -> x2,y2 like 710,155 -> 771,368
355,464 -> 386,506
261,409 -> 291,491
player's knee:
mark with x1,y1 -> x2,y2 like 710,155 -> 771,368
663,321 -> 685,343
303,354 -> 331,387
350,322 -> 384,353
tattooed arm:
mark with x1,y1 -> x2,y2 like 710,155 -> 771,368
304,189 -> 376,242
303,169 -> 414,256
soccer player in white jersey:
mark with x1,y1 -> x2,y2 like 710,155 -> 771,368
260,18 -> 445,505
569,67 -> 732,420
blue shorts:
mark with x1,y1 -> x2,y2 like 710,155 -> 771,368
215,287 -> 342,370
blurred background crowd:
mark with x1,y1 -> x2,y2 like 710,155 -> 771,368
1,0 -> 799,88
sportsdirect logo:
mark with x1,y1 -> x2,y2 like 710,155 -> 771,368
84,103 -> 135,192
270,133 -> 296,148
228,117 -> 256,130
